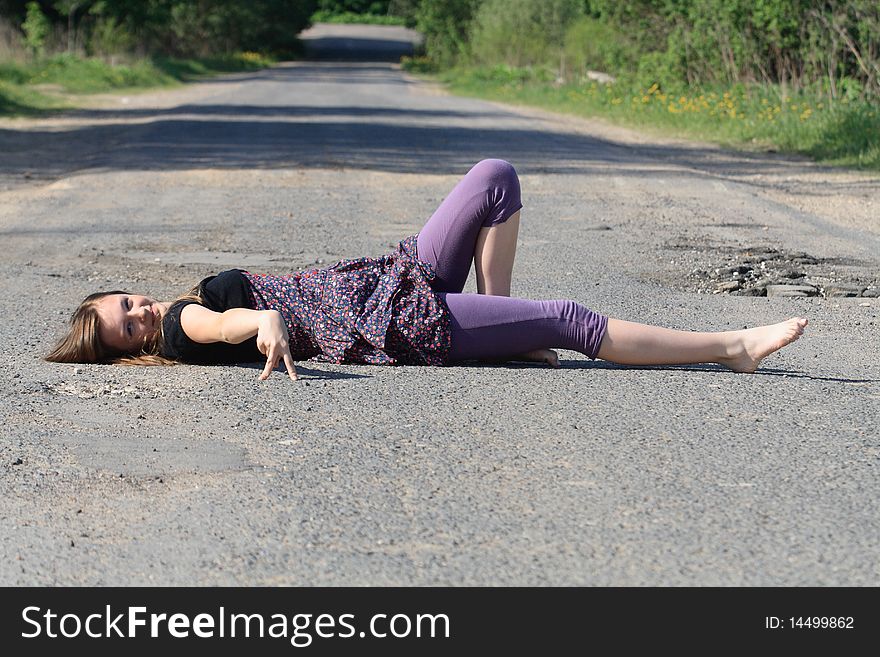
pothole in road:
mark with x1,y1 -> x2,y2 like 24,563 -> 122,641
658,240 -> 879,299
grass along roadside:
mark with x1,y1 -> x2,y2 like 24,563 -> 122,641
414,62 -> 880,171
0,51 -> 274,116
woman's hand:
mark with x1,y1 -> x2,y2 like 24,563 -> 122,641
255,310 -> 298,381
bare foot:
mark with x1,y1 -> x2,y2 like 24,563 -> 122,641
514,348 -> 561,368
719,317 -> 808,373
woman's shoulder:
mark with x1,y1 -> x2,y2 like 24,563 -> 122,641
198,269 -> 246,290
161,270 -> 251,321
193,270 -> 253,311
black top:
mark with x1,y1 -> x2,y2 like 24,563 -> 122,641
160,269 -> 263,364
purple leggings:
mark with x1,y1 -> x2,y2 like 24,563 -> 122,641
416,159 -> 608,361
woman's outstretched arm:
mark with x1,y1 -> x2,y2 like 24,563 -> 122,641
181,305 -> 298,380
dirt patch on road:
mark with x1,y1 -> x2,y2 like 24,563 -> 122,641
656,238 -> 878,298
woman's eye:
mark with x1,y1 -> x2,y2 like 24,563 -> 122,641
127,322 -> 132,336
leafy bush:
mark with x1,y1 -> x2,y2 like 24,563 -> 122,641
87,16 -> 135,57
414,0 -> 479,68
469,0 -> 582,69
22,1 -> 50,57
562,17 -> 637,80
77,0 -> 317,57
632,48 -> 689,91
400,54 -> 439,72
586,0 -> 880,100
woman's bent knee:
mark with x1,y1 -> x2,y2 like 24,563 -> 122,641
468,159 -> 522,227
470,159 -> 519,186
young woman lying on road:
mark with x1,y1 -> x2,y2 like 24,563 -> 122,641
46,159 -> 808,380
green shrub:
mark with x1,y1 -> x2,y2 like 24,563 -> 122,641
469,0 -> 582,69
562,17 -> 637,80
632,48 -> 688,91
22,1 -> 50,58
80,0 -> 315,57
414,0 -> 479,68
87,17 -> 136,57
400,54 -> 439,73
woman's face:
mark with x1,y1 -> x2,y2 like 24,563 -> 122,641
95,293 -> 162,354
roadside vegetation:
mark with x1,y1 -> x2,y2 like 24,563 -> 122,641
4,1 -> 877,170
0,0 -> 314,115
394,1 -> 880,170
441,65 -> 880,169
311,11 -> 406,25
311,1 -> 408,25
0,52 -> 276,114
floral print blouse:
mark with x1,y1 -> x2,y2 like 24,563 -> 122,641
243,234 -> 451,365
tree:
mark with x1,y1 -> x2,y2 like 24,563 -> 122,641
54,0 -> 91,52
22,0 -> 50,57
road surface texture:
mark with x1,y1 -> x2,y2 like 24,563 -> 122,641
1,25 -> 878,585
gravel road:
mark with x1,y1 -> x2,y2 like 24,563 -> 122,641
1,25 -> 878,586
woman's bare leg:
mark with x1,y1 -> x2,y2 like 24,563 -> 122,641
474,210 -> 520,296
471,210 -> 559,366
596,316 -> 809,372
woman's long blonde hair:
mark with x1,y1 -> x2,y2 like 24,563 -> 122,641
45,287 -> 203,366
